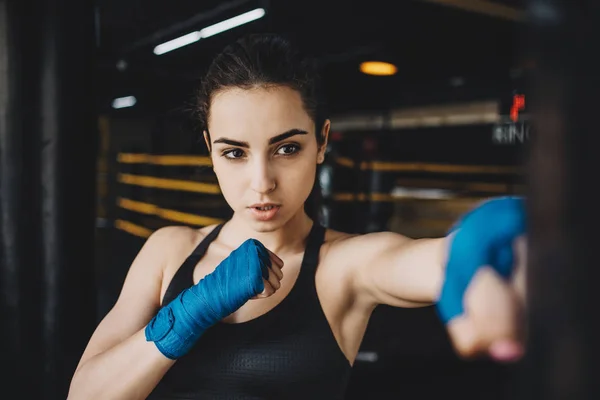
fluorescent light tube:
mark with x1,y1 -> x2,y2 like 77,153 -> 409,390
153,8 -> 266,56
199,8 -> 265,38
153,31 -> 202,55
112,96 -> 137,109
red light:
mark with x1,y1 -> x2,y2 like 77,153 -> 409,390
510,94 -> 525,122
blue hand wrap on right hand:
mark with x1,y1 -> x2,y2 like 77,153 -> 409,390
437,196 -> 526,324
145,238 -> 271,359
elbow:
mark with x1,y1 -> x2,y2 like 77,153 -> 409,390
67,364 -> 102,400
67,373 -> 89,400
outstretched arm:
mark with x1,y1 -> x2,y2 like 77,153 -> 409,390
336,197 -> 527,361
336,232 -> 449,308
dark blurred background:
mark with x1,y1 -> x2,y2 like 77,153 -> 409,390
95,1 -> 529,399
8,0 -> 599,399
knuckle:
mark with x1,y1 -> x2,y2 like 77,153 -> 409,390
454,335 -> 481,358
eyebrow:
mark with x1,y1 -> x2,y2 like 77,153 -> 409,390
212,129 -> 309,148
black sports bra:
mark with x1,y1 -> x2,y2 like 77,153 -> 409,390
147,222 -> 352,399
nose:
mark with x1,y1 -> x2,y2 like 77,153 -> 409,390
250,157 -> 276,194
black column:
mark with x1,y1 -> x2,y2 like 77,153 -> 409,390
523,1 -> 600,399
39,0 -> 98,398
0,1 -> 43,398
0,1 -> 98,399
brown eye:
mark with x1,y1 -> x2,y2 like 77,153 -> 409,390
276,144 -> 300,156
223,148 -> 245,159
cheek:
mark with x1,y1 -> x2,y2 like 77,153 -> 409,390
279,160 -> 317,200
212,161 -> 244,200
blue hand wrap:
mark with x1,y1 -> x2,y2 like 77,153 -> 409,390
437,196 -> 526,324
145,238 -> 271,359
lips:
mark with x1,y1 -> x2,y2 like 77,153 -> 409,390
254,205 -> 276,211
248,203 -> 281,221
249,202 -> 280,209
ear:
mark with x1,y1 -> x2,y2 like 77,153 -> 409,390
203,130 -> 211,153
317,119 -> 330,164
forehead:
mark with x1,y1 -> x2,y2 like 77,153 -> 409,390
208,86 -> 314,139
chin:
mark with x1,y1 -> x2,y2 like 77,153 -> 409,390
246,217 -> 283,231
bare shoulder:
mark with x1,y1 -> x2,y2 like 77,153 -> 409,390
322,228 -> 412,264
148,224 -> 213,245
154,224 -> 221,291
106,223 -> 215,310
322,228 -> 355,247
119,225 -> 205,289
148,223 -> 225,257
126,224 -> 217,293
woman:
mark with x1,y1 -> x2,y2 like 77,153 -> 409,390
68,34 -> 527,399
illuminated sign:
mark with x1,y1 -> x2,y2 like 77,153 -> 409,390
493,94 -> 530,145
510,94 -> 525,122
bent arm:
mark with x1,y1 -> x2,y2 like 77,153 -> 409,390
69,328 -> 175,400
68,227 -> 184,400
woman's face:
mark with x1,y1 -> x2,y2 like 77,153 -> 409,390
205,85 -> 329,232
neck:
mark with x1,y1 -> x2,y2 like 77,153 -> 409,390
222,208 -> 314,255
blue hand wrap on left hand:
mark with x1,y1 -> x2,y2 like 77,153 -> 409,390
436,196 -> 527,324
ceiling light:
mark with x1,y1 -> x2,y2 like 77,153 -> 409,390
153,8 -> 266,56
360,61 -> 397,76
153,31 -> 202,55
199,8 -> 266,38
112,96 -> 137,109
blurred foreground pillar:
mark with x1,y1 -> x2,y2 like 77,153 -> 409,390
524,1 -> 600,399
0,0 -> 98,398
0,1 -> 43,397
